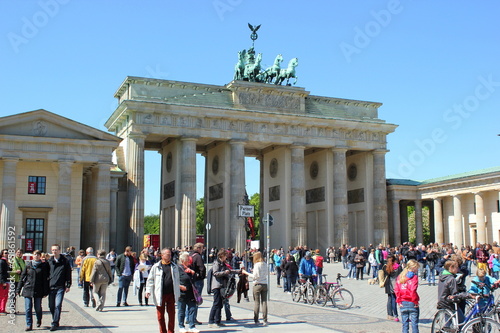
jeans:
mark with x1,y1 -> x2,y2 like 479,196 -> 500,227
48,288 -> 66,326
208,288 -> 223,324
317,267 -> 323,284
342,256 -> 347,269
401,301 -> 419,333
426,266 -> 436,285
25,297 -> 43,327
286,274 -> 297,293
223,297 -> 232,319
276,267 -> 282,285
138,282 -> 148,305
110,266 -> 116,282
348,263 -> 356,278
177,298 -> 196,329
193,279 -> 204,321
372,264 -> 378,278
269,263 -> 275,273
253,284 -> 268,323
117,275 -> 132,304
387,293 -> 398,318
76,268 -> 82,287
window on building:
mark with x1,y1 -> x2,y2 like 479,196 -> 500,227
25,218 -> 44,252
28,176 -> 46,194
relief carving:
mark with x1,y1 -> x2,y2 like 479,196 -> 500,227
32,120 -> 47,136
143,114 -> 154,124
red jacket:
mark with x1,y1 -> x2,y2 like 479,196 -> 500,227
395,274 -> 419,305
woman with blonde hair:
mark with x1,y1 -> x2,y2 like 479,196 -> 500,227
395,259 -> 420,333
242,251 -> 269,326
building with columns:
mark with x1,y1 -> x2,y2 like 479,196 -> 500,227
0,110 -> 123,252
387,166 -> 500,247
105,77 -> 397,253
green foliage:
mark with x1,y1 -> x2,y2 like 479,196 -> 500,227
407,205 -> 431,245
249,193 -> 260,239
196,197 -> 204,234
144,214 -> 160,235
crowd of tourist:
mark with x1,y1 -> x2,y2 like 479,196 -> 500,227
2,240 -> 500,332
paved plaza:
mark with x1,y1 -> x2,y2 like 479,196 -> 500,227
1,261 -> 482,333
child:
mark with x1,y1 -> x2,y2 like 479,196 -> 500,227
395,259 -> 420,333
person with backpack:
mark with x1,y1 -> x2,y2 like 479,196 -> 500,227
425,248 -> 439,286
208,249 -> 232,328
242,251 -> 269,326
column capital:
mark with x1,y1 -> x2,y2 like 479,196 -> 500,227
290,144 -> 306,150
332,146 -> 348,153
180,137 -> 198,143
473,191 -> 484,197
229,139 -> 246,146
373,149 -> 389,155
128,131 -> 146,139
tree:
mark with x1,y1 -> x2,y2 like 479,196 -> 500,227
407,205 -> 431,245
249,193 -> 261,239
144,214 -> 160,234
196,197 -> 204,234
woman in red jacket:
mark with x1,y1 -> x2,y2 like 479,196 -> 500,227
395,259 -> 420,333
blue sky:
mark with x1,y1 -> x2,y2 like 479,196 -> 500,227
2,1 -> 500,215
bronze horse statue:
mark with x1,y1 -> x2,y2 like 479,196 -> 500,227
275,57 -> 298,85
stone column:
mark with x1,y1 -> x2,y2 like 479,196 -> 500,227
415,199 -> 423,244
180,138 -> 197,247
56,161 -> 73,250
127,133 -> 145,251
433,198 -> 444,244
475,192 -> 486,244
0,158 -> 18,250
333,148 -> 348,246
453,195 -> 463,248
291,146 -> 306,246
95,163 -> 111,251
392,200 -> 401,244
229,141 -> 246,253
373,150 -> 389,245
109,176 -> 119,251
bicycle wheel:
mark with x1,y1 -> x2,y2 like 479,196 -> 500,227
306,284 -> 315,305
292,284 -> 302,303
315,286 -> 328,307
332,288 -> 354,310
462,317 -> 500,333
431,309 -> 456,333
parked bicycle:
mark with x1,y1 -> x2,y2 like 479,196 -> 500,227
315,273 -> 354,309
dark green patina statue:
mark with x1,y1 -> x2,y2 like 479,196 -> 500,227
233,24 -> 298,85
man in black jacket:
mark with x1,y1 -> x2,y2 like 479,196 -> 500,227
47,244 -> 72,331
190,243 -> 206,325
115,246 -> 135,307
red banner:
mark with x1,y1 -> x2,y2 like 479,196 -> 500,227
25,239 -> 34,252
28,182 -> 36,194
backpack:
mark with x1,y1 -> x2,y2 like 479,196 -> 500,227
221,275 -> 236,299
206,268 -> 213,294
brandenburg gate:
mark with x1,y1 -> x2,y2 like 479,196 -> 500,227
105,75 -> 397,253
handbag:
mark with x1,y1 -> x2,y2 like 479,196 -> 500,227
378,268 -> 387,288
192,283 -> 203,306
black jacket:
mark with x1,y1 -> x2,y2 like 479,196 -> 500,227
48,254 -> 72,289
17,261 -> 50,298
190,251 -> 206,281
0,257 -> 9,284
115,253 -> 135,277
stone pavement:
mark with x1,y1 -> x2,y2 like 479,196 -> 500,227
0,262 -> 481,333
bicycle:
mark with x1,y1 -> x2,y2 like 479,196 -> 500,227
315,273 -> 354,309
292,275 -> 315,305
431,281 -> 500,333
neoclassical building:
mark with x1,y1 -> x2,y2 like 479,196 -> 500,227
105,77 -> 397,253
0,110 -> 124,252
387,166 -> 500,247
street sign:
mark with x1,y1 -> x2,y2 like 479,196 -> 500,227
238,205 -> 254,217
206,223 -> 212,230
263,214 -> 274,226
